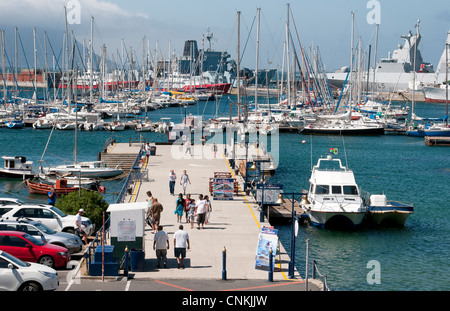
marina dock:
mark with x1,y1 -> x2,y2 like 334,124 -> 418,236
425,136 -> 450,146
100,142 -> 322,290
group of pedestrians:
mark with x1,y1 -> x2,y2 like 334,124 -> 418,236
174,193 -> 212,229
145,187 -> 212,270
169,169 -> 191,196
152,224 -> 190,269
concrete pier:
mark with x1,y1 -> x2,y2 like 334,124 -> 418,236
112,142 -> 322,290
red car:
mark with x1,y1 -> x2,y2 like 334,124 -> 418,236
0,231 -> 70,269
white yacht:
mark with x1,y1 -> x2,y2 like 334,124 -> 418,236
301,153 -> 367,229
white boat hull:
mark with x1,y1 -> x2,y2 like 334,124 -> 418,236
308,210 -> 367,229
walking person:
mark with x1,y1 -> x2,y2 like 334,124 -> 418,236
188,199 -> 196,229
153,225 -> 169,268
204,195 -> 212,225
75,209 -> 88,245
184,139 -> 191,156
194,194 -> 207,229
180,170 -> 191,195
184,194 -> 191,222
213,143 -> 218,158
173,225 -> 190,269
150,198 -> 163,234
169,169 -> 176,195
174,193 -> 185,223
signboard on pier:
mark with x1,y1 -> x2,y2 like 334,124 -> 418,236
256,183 -> 283,205
212,178 -> 234,200
255,227 -> 279,271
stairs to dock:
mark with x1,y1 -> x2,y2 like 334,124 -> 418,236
99,152 -> 139,172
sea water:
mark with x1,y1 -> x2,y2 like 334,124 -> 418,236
0,94 -> 448,291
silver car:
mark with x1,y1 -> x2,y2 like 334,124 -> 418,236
0,219 -> 83,254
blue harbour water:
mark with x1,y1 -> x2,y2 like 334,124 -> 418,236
0,93 -> 449,291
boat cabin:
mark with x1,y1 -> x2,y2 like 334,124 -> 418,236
2,156 -> 33,172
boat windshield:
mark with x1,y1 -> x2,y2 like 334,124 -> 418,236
315,185 -> 329,194
50,206 -> 67,218
343,185 -> 358,195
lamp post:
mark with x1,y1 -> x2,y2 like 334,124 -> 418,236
276,192 -> 302,279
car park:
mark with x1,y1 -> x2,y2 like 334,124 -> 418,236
0,231 -> 70,268
0,250 -> 59,291
0,202 -> 94,236
0,219 -> 83,253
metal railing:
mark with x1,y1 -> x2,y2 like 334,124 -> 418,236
312,260 -> 330,291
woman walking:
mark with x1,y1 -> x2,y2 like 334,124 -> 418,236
174,193 -> 185,223
180,170 -> 191,195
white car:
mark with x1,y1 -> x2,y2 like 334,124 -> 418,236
0,250 -> 59,291
0,202 -> 94,236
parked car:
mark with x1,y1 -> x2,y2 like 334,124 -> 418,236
0,202 -> 94,236
0,219 -> 83,253
0,231 -> 70,268
0,250 -> 59,291
0,197 -> 25,206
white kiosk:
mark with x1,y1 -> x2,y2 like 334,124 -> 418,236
106,202 -> 147,269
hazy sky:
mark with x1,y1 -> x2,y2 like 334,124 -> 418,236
1,0 -> 449,71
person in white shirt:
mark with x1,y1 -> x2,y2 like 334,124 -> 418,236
153,225 -> 169,268
195,194 -> 207,229
76,209 -> 88,245
173,225 -> 190,269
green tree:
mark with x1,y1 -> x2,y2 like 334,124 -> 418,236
56,189 -> 109,233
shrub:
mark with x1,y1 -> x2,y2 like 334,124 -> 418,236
56,189 -> 109,232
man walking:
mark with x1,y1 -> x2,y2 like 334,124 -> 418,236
194,194 -> 207,229
173,225 -> 190,269
153,225 -> 169,268
169,169 -> 176,195
150,198 -> 163,234
76,208 -> 88,245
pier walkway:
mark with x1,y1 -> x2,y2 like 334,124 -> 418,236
108,142 -> 322,291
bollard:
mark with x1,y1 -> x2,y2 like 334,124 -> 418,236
222,247 -> 227,280
268,248 -> 273,282
124,246 -> 129,277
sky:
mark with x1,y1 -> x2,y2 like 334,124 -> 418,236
0,0 -> 449,72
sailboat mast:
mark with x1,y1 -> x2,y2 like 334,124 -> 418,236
90,16 -> 94,104
446,40 -> 448,126
255,7 -> 260,111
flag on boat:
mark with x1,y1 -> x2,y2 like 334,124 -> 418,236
329,148 -> 338,155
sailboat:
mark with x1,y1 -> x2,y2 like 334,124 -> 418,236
301,13 -> 385,136
41,39 -> 123,179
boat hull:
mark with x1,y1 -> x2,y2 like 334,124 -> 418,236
308,210 -> 367,229
26,180 -> 79,196
301,126 -> 385,136
0,170 -> 35,179
368,203 -> 414,226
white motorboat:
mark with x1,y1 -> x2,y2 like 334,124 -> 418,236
43,161 -> 123,179
0,156 -> 35,179
301,153 -> 367,229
